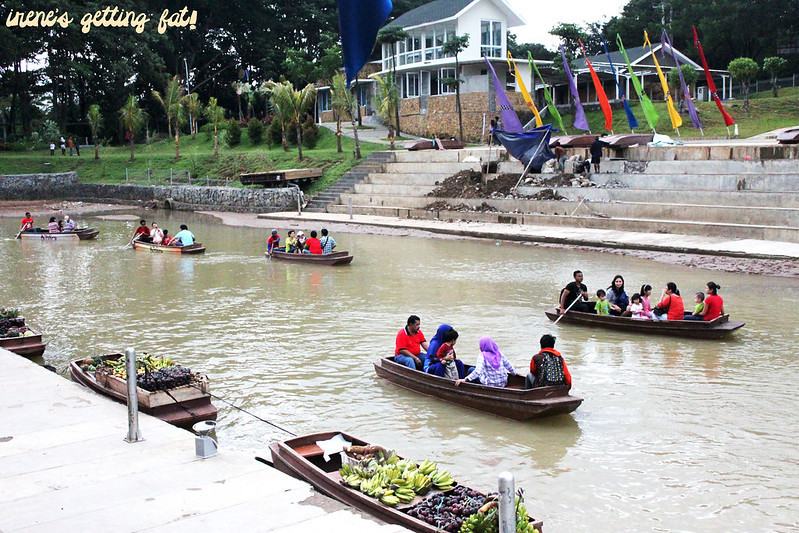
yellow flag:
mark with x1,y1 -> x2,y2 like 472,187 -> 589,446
507,52 -> 542,127
645,31 -> 682,130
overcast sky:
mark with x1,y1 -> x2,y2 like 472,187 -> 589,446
505,0 -> 630,49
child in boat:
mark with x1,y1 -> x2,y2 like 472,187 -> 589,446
427,329 -> 466,380
594,289 -> 611,316
47,217 -> 59,233
629,293 -> 647,320
162,229 -> 174,246
684,292 -> 705,321
640,284 -> 656,319
284,230 -> 298,253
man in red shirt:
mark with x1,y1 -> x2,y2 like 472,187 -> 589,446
20,212 -> 34,232
305,230 -> 323,254
394,314 -> 429,370
525,334 -> 572,389
132,220 -> 151,243
267,229 -> 281,255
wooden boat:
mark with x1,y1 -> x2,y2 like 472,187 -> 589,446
69,353 -> 217,429
544,307 -> 745,339
602,133 -> 654,148
406,139 -> 466,151
132,240 -> 206,254
776,127 -> 799,144
374,356 -> 582,420
267,249 -> 354,266
267,431 -> 544,533
0,327 -> 46,358
18,227 -> 99,240
549,134 -> 595,148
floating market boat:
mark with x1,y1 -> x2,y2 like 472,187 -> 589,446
69,353 -> 217,429
132,241 -> 206,254
266,431 -> 543,533
544,307 -> 744,339
267,249 -> 354,266
18,227 -> 99,240
0,326 -> 46,358
373,357 -> 582,420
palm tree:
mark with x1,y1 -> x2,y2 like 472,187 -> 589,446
331,73 -> 355,154
232,82 -> 251,120
377,26 -> 409,136
441,35 -> 470,142
370,73 -> 399,150
152,75 -> 186,160
205,97 -> 226,158
86,104 -> 103,160
183,93 -> 202,139
118,95 -> 144,162
268,81 -> 316,160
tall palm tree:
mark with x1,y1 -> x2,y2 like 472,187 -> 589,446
205,97 -> 226,158
152,75 -> 186,160
87,104 -> 103,160
118,95 -> 144,162
268,81 -> 316,161
370,73 -> 399,150
331,73 -> 355,154
183,93 -> 202,139
377,26 -> 408,136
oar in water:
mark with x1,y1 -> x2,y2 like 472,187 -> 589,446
553,292 -> 586,325
122,234 -> 141,250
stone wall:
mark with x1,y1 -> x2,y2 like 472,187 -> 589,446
0,172 -> 298,213
399,92 -> 528,142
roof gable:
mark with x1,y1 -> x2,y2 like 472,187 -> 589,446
577,44 -> 701,71
385,0 -> 524,29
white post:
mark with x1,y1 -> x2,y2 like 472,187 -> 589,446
498,472 -> 515,533
124,348 -> 143,443
126,168 -> 129,182
348,195 -> 353,220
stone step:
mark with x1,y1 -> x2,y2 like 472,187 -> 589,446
382,162 -> 481,174
366,173 -> 457,185
353,183 -> 437,196
326,204 -> 799,242
589,173 -> 799,192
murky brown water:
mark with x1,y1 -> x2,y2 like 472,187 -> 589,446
2,211 -> 798,532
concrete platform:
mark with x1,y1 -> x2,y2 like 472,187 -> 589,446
0,350 -> 407,533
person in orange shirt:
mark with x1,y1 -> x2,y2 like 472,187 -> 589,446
525,334 -> 572,389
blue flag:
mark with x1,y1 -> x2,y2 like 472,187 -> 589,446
337,0 -> 393,87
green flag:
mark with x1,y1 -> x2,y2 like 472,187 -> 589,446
616,34 -> 659,131
529,51 -> 567,134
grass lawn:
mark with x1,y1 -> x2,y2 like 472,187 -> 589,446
0,128 -> 383,196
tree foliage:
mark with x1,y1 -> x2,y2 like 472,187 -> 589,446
728,57 -> 759,110
763,56 -> 788,97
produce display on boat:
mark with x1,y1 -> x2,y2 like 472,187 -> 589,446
0,308 -> 37,339
337,447 -> 539,533
79,353 -> 203,392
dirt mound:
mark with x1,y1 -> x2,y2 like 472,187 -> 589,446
529,188 -> 565,200
424,200 -> 498,212
428,170 -> 521,199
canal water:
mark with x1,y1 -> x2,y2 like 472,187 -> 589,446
2,212 -> 798,532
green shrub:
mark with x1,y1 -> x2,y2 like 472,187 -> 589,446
225,120 -> 241,147
201,122 -> 228,141
301,116 -> 319,149
247,118 -> 264,144
269,118 -> 283,146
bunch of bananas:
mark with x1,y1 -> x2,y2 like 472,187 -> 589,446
339,452 -> 456,507
102,353 -> 174,379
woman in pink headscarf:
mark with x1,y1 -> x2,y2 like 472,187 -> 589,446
455,337 -> 517,388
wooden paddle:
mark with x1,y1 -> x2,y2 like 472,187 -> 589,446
554,289 -> 586,325
122,233 -> 141,249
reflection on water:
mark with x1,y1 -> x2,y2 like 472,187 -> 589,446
2,212 -> 799,532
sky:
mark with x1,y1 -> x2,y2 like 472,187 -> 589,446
505,0 -> 630,49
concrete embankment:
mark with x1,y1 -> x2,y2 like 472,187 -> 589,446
0,349 -> 406,532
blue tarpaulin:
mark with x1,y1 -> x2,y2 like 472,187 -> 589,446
337,0 -> 393,87
493,125 -> 555,173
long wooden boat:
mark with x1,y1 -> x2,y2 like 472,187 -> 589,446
544,307 -> 745,339
0,327 -> 46,358
18,227 -> 99,240
267,431 -> 544,533
549,134 -> 595,148
602,133 -> 654,148
69,354 -> 217,429
776,127 -> 799,144
132,240 -> 206,254
267,249 -> 354,266
406,139 -> 466,151
374,356 -> 582,420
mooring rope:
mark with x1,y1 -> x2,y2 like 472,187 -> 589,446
189,384 -> 297,437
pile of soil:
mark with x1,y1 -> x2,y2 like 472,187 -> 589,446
427,170 -> 521,199
529,188 -> 565,200
424,200 -> 498,212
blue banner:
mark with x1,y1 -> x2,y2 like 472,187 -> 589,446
493,125 -> 555,173
337,0 -> 392,87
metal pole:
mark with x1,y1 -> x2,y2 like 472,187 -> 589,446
498,472 -> 515,533
348,195 -> 353,220
126,168 -> 129,183
184,58 -> 192,135
124,348 -> 143,443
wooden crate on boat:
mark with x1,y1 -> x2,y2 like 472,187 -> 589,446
95,367 -> 209,409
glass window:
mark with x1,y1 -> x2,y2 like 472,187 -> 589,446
440,68 -> 456,94
406,72 -> 420,98
481,20 -> 502,57
431,70 -> 440,96
318,91 -> 331,112
421,71 -> 430,96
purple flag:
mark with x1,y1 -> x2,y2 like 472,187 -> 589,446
662,31 -> 702,130
560,46 -> 589,131
484,56 -> 523,132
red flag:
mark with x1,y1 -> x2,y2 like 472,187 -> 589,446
693,26 -> 735,127
579,40 -> 612,131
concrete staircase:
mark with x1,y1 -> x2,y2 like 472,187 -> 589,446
304,151 -> 396,212
319,147 -> 799,242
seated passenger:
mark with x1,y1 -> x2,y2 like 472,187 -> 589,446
150,223 -> 164,244
683,292 -> 705,321
47,217 -> 59,233
629,293 -> 648,320
267,229 -> 281,254
132,219 -> 151,243
455,337 -> 516,388
427,329 -> 466,380
320,228 -> 337,254
305,230 -> 322,254
63,215 -> 76,230
173,224 -> 195,246
424,323 -> 452,372
57,220 -> 64,232
594,289 -> 611,315
699,281 -> 725,321
606,275 -> 629,316
296,232 -> 307,253
525,334 -> 572,389
284,230 -> 298,253
394,314 -> 428,370
653,282 -> 684,321
162,229 -> 174,246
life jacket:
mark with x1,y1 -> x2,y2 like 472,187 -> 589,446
539,348 -> 565,386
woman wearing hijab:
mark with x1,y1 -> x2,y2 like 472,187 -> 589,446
456,337 -> 517,388
424,324 -> 452,372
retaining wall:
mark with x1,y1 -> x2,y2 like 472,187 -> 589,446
0,173 -> 298,213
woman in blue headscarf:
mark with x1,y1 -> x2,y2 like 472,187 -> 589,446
424,324 -> 452,372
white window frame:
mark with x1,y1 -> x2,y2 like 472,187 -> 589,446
406,72 -> 420,98
440,68 -> 456,94
319,91 -> 331,112
481,20 -> 502,58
